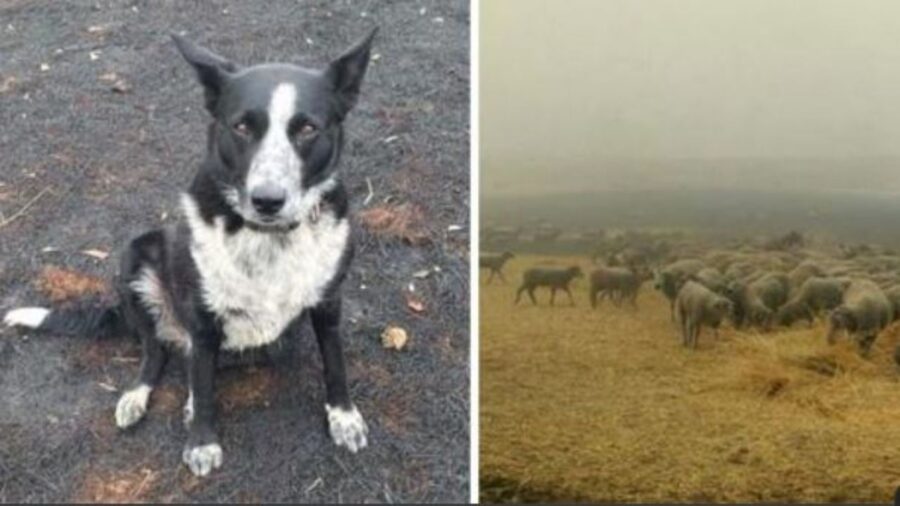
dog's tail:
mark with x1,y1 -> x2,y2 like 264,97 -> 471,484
3,303 -> 126,339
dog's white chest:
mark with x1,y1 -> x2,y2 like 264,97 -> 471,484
183,196 -> 349,351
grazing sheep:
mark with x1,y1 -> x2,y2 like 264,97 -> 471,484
589,266 -> 649,308
883,285 -> 900,322
515,266 -> 584,306
725,272 -> 790,330
692,267 -> 727,294
480,252 -> 515,284
653,259 -> 706,320
787,260 -> 826,294
674,280 -> 734,349
775,276 -> 851,327
826,279 -> 893,356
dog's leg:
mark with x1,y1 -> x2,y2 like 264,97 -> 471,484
311,296 -> 368,453
115,332 -> 168,428
182,341 -> 222,477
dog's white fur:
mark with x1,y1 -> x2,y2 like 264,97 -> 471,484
130,267 -> 192,352
115,383 -> 153,428
3,307 -> 49,328
182,443 -> 223,477
182,193 -> 350,351
326,403 -> 368,453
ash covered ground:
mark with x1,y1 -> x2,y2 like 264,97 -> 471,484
0,0 -> 469,502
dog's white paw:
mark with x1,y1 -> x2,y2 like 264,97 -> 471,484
182,443 -> 223,477
115,384 -> 152,429
326,403 -> 368,453
3,307 -> 49,328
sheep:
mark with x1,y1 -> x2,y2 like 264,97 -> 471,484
653,258 -> 706,320
883,285 -> 900,322
725,272 -> 790,330
692,267 -> 727,294
774,276 -> 851,327
674,280 -> 734,349
826,279 -> 893,356
588,266 -> 650,309
515,266 -> 584,306
480,251 -> 515,284
786,260 -> 826,295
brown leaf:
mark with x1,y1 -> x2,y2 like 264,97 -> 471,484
381,326 -> 409,350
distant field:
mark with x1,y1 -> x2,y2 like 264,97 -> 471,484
480,254 -> 900,503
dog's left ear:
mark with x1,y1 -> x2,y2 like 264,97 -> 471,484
326,27 -> 378,118
171,34 -> 240,113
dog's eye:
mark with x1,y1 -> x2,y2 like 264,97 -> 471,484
294,124 -> 318,143
232,121 -> 251,138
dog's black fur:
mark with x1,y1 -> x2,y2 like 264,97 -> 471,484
4,29 -> 377,476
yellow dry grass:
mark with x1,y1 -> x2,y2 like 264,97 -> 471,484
480,254 -> 900,503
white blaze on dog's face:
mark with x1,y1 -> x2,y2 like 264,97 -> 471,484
242,82 -> 303,225
171,29 -> 377,230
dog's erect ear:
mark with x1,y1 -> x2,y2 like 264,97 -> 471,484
325,27 -> 378,118
171,34 -> 239,113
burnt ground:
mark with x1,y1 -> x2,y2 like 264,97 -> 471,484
0,0 -> 469,502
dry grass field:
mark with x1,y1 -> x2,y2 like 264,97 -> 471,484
480,254 -> 900,503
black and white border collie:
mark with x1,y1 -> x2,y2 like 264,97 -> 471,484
4,29 -> 377,477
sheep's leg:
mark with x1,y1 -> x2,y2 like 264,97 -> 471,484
486,270 -> 495,284
692,324 -> 702,349
497,270 -> 507,283
514,285 -> 526,305
564,287 -> 575,306
670,299 -> 676,322
527,287 -> 537,305
549,287 -> 557,306
590,288 -> 598,309
858,333 -> 877,357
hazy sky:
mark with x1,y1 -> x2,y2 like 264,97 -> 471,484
482,0 -> 900,188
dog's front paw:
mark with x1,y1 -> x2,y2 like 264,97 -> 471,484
115,385 -> 152,429
326,403 -> 368,453
182,443 -> 223,477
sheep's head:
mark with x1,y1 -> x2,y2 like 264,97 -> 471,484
501,251 -> 515,260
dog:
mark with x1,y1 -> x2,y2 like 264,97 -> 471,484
3,28 -> 377,477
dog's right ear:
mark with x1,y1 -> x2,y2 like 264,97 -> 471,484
171,34 -> 239,113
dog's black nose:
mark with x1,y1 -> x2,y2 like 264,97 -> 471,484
250,184 -> 287,216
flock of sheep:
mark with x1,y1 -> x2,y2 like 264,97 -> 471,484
481,230 -> 900,361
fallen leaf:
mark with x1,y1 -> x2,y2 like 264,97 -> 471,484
0,75 -> 17,94
406,296 -> 425,313
381,326 -> 408,350
82,249 -> 109,260
36,266 -> 109,303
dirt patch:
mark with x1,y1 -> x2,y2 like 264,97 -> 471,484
36,266 -> 109,304
217,367 -> 280,413
74,465 -> 161,503
357,203 -> 429,245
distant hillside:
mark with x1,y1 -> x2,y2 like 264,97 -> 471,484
482,187 -> 900,246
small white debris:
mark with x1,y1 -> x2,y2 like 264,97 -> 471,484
384,135 -> 398,144
360,11 -> 368,17
433,265 -> 442,273
81,249 -> 109,260
161,211 -> 169,220
41,246 -> 58,253
432,16 -> 444,24
447,224 -> 463,232
89,50 -> 101,61
305,37 -> 313,46
54,48 -> 63,55
371,53 -> 381,62
6,24 -> 14,32
97,381 -> 118,392
39,63 -> 50,72
419,7 -> 427,15
408,282 -> 415,292
131,5 -> 139,12
47,415 -> 59,424
222,8 -> 229,14
413,269 -> 430,279
360,284 -> 367,290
